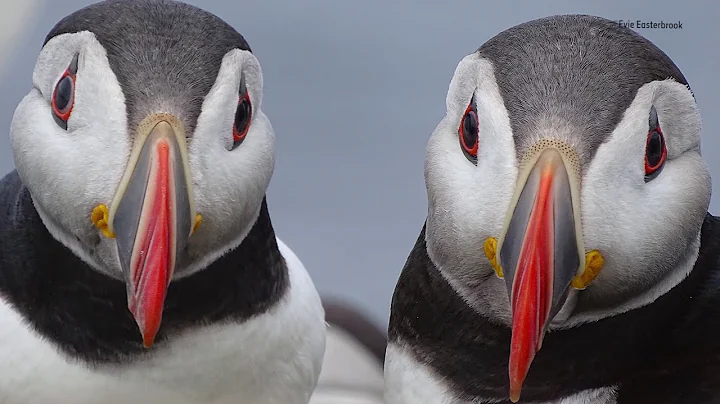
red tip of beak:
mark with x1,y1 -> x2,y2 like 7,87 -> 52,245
508,164 -> 556,403
128,139 -> 174,348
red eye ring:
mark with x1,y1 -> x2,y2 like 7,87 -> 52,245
51,69 -> 76,122
644,126 -> 667,177
458,101 -> 479,160
231,91 -> 252,149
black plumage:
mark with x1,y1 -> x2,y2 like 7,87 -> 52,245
388,14 -> 718,404
0,171 -> 288,365
389,215 -> 720,403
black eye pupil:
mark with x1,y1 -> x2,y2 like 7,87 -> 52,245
646,131 -> 663,167
234,98 -> 251,133
463,110 -> 478,147
55,76 -> 73,112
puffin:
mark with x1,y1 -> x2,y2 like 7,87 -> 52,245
384,14 -> 720,404
0,1 -> 326,403
310,299 -> 386,404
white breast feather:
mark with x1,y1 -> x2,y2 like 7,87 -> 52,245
0,237 -> 326,404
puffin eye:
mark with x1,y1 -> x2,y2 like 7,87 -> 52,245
230,79 -> 252,151
51,54 -> 79,130
458,96 -> 479,163
644,105 -> 667,181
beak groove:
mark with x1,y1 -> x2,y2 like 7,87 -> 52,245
106,114 -> 196,347
496,144 -> 585,402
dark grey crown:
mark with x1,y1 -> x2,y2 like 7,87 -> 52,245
477,14 -> 689,164
45,0 -> 251,134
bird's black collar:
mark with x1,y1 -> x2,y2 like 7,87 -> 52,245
389,215 -> 720,403
0,171 -> 289,365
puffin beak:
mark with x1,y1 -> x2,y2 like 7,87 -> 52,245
496,147 -> 585,402
106,114 -> 197,348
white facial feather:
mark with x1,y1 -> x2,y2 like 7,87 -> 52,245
424,53 -> 711,327
10,31 -> 129,275
183,48 -> 275,278
9,33 -> 275,279
425,53 -> 518,324
573,79 -> 710,325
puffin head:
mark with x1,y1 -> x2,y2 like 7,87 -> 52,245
9,0 -> 274,348
423,15 -> 711,402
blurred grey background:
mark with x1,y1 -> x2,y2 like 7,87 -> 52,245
0,0 -> 717,329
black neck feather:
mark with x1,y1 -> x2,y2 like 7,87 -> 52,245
389,215 -> 720,403
0,171 -> 289,365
